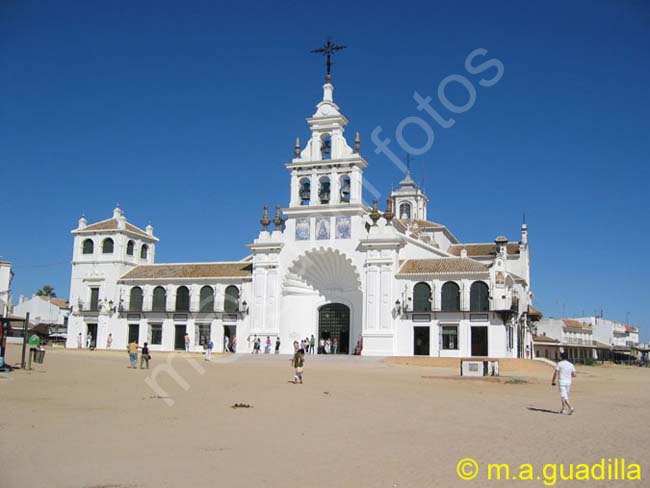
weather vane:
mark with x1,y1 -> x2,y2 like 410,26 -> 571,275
311,38 -> 347,82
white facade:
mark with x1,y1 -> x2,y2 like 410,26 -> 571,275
0,261 -> 12,317
576,316 -> 640,349
66,77 -> 536,357
13,295 -> 70,325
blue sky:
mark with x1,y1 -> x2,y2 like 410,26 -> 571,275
2,1 -> 649,340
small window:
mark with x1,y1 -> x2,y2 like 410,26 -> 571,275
152,286 -> 166,312
339,175 -> 351,203
175,286 -> 190,312
299,178 -> 311,206
126,240 -> 135,256
399,202 -> 412,219
224,285 -> 240,313
470,281 -> 490,312
320,133 -> 332,160
442,325 -> 458,350
90,287 -> 100,311
413,282 -> 431,313
129,287 -> 143,311
441,282 -> 460,312
319,176 -> 331,204
150,324 -> 163,345
141,244 -> 149,260
102,238 -> 114,254
199,286 -> 214,313
82,239 -> 94,255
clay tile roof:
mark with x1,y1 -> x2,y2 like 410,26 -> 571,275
562,319 -> 591,330
397,218 -> 443,229
83,219 -> 151,239
447,243 -> 520,257
533,335 -> 560,344
624,325 -> 638,333
398,258 -> 488,275
42,297 -> 70,309
120,262 -> 253,280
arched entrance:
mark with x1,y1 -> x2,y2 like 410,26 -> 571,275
318,303 -> 350,354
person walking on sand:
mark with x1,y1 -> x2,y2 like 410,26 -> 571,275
140,342 -> 151,369
265,336 -> 271,354
552,352 -> 576,415
86,333 -> 93,349
206,339 -> 214,361
77,333 -> 82,349
291,348 -> 305,384
310,335 -> 316,355
224,334 -> 230,353
332,337 -> 338,354
275,336 -> 281,354
184,333 -> 190,352
232,336 -> 237,353
106,333 -> 113,349
128,340 -> 138,369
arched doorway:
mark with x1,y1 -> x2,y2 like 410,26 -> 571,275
318,303 -> 350,354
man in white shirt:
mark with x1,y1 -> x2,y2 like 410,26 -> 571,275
552,352 -> 576,415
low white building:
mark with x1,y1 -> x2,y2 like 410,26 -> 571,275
576,316 -> 640,359
13,295 -> 70,328
0,261 -> 13,317
535,316 -> 641,362
66,72 -> 537,357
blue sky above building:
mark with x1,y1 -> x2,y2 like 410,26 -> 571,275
2,0 -> 649,340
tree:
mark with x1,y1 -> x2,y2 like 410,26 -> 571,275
36,285 -> 56,298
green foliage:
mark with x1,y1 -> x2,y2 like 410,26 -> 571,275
35,285 -> 56,298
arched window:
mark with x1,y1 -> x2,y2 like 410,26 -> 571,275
199,286 -> 214,313
152,286 -> 166,312
129,286 -> 143,311
399,202 -> 412,219
224,285 -> 240,313
299,178 -> 311,206
126,240 -> 135,256
319,176 -> 331,204
102,238 -> 114,254
413,282 -> 432,312
175,286 -> 190,311
339,175 -> 351,203
140,244 -> 149,260
441,281 -> 460,312
470,281 -> 490,312
82,239 -> 94,255
320,133 -> 332,160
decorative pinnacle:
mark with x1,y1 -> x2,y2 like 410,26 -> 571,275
369,199 -> 381,226
354,132 -> 360,153
383,198 -> 394,222
260,205 -> 271,231
273,204 -> 285,231
294,137 -> 301,157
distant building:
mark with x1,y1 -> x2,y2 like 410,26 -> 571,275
0,261 -> 13,317
13,295 -> 70,332
534,316 -> 640,362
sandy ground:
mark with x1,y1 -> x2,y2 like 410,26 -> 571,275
1,344 -> 648,488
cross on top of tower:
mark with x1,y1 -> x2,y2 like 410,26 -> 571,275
310,38 -> 347,82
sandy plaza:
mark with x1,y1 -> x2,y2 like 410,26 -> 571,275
1,344 -> 647,488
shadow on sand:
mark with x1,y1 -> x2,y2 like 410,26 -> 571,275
527,407 -> 560,415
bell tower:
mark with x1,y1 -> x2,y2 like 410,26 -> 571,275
287,80 -> 367,209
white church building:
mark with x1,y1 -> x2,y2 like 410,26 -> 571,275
66,75 -> 537,357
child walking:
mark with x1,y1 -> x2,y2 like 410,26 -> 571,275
291,348 -> 305,384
